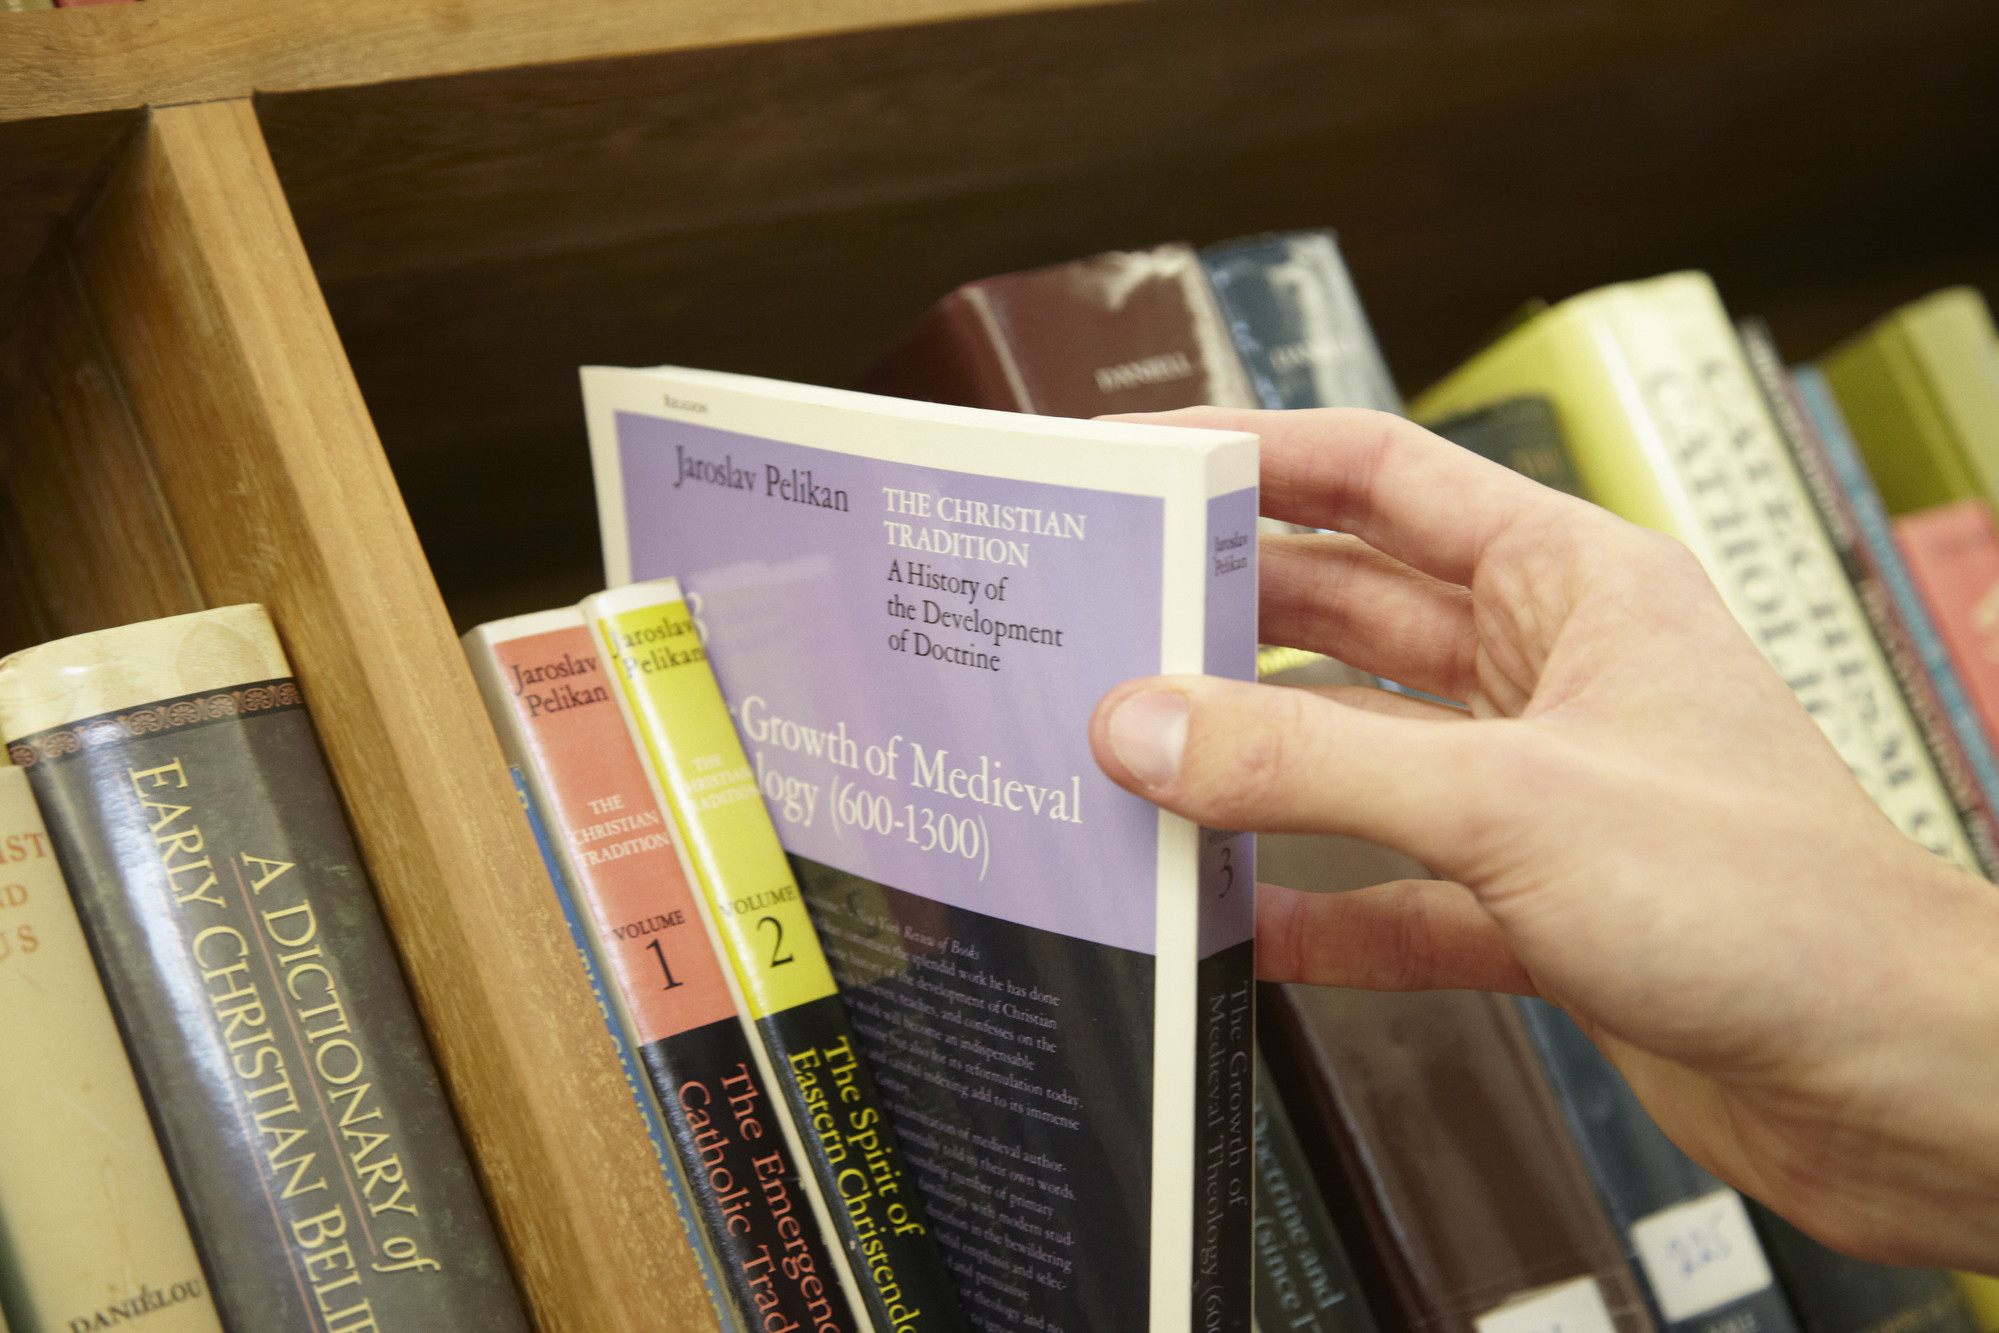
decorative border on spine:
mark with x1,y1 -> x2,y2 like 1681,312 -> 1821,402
7,678 -> 303,769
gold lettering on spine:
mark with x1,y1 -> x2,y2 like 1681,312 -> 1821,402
140,751 -> 445,1308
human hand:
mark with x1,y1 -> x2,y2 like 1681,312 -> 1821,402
1090,406 -> 1999,1270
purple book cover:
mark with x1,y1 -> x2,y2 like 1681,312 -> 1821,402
584,366 -> 1258,1333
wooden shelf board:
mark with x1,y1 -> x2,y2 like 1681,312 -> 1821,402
0,0 -> 1128,124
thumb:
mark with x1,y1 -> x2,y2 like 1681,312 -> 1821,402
1089,674 -> 1508,866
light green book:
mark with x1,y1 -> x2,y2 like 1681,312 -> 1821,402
1820,287 -> 1999,516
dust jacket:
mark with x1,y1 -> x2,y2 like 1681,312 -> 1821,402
583,365 -> 1260,1333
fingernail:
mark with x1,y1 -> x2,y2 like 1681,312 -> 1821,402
1109,690 -> 1189,788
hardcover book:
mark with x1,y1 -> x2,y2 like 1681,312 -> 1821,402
1252,1047 -> 1381,1333
1893,500 -> 1999,774
0,606 -> 530,1333
0,765 -> 222,1333
1426,397 -> 1584,498
583,365 -> 1259,1333
1259,980 -> 1655,1333
1819,287 -> 1999,518
1742,340 -> 1999,877
1199,230 -> 1401,414
467,609 -> 851,1333
1747,1210 -> 1974,1333
857,242 -> 1258,417
1789,365 -> 1999,804
1513,1000 -> 1796,1333
1411,272 -> 1977,870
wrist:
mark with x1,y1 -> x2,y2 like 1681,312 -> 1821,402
1758,846 -> 1999,1267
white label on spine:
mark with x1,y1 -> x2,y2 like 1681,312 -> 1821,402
1475,1276 -> 1618,1333
1629,1188 -> 1773,1322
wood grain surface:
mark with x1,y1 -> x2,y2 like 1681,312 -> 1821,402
0,231 -> 200,641
3,101 -> 720,1333
0,0 -> 1127,123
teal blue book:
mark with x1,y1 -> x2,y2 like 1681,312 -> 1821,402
1515,1001 -> 1799,1333
1200,231 -> 1401,413
1791,365 -> 1999,845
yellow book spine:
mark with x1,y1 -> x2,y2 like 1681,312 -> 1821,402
0,765 -> 222,1333
1957,1273 -> 1999,1333
585,590 -> 837,1020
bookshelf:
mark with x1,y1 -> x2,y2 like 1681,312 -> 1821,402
0,1 -> 1995,1330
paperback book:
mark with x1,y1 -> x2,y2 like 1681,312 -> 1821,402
468,609 -> 843,1333
583,365 -> 1259,1333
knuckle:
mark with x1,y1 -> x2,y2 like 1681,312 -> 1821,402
1377,883 -> 1437,991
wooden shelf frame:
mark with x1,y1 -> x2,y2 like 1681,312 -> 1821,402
0,99 -> 712,1333
3,2 -> 1999,1329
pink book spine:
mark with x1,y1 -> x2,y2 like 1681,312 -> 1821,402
1896,498 -> 1999,760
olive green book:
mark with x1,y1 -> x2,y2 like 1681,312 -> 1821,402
1819,287 -> 1999,518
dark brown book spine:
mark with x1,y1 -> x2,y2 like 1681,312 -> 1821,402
1255,1047 -> 1382,1333
2,660 -> 530,1333
1260,981 -> 1655,1333
857,243 -> 1257,417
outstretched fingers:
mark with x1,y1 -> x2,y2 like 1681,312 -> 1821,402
1261,532 -> 1479,702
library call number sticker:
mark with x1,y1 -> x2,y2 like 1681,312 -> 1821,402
1475,1277 -> 1617,1333
1628,1189 -> 1773,1322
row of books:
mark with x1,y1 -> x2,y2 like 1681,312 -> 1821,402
0,363 -> 1256,1332
2,224 -> 1996,1333
846,232 -> 1999,1333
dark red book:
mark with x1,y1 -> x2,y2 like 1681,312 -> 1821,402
1261,981 -> 1656,1333
858,243 -> 1259,416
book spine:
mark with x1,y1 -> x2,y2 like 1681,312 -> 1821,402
1820,320 -> 1977,517
587,588 -> 968,1333
1251,1049 -> 1381,1333
1739,326 -> 1999,878
1259,981 -> 1655,1333
1893,499 -> 1999,766
0,765 -> 223,1333
1426,397 -> 1586,498
1191,484 -> 1258,1333
1199,231 -> 1403,414
1608,281 -> 1976,867
1748,1207 -> 1974,1333
1513,1000 -> 1796,1333
506,765 -> 741,1333
1792,367 -> 1999,833
0,610 -> 530,1333
469,616 -> 855,1333
857,295 -> 1030,411
860,244 -> 1257,418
